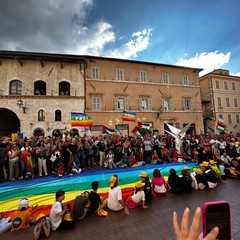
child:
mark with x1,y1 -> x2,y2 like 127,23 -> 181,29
33,213 -> 51,240
139,172 -> 152,203
70,158 -> 82,174
151,150 -> 160,165
53,160 -> 66,177
11,198 -> 38,231
104,150 -> 116,169
126,182 -> 148,209
152,169 -> 167,197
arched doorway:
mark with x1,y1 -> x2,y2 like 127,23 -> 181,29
0,108 -> 20,136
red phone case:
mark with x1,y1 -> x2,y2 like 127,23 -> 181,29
202,200 -> 231,239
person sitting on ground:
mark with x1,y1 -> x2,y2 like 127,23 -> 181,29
139,172 -> 152,203
129,151 -> 137,166
33,213 -> 51,240
224,157 -> 240,178
126,182 -> 148,209
160,146 -> 170,163
52,159 -> 66,177
116,152 -> 130,168
69,158 -> 82,175
72,191 -> 90,221
167,168 -> 183,194
151,150 -> 161,165
11,198 -> 38,232
209,160 -> 225,182
180,168 -> 193,193
49,190 -> 75,231
193,168 -> 208,190
173,207 -> 219,240
220,151 -> 231,167
88,181 -> 108,216
200,161 -> 218,189
104,149 -> 116,169
107,175 -> 129,215
152,169 -> 167,197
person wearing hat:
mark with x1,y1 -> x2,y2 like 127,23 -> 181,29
107,175 -> 129,215
11,198 -> 38,231
125,182 -> 148,209
209,160 -> 225,182
224,157 -> 240,178
49,190 -> 75,231
139,172 -> 152,202
200,161 -> 218,188
33,213 -> 51,240
193,168 -> 207,190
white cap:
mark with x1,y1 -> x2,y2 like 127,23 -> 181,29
18,199 -> 29,209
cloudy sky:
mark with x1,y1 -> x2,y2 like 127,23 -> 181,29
0,0 -> 239,76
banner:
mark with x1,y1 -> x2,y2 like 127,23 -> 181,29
102,125 -> 116,136
122,111 -> 136,122
216,115 -> 228,134
131,127 -> 142,137
71,112 -> 93,127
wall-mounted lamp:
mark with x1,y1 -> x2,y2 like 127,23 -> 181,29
17,99 -> 27,113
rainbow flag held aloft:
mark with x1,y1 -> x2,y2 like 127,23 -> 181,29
102,125 -> 116,136
71,112 -> 93,127
122,111 -> 136,122
216,115 -> 228,134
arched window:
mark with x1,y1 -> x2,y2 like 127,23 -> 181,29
9,80 -> 22,95
38,110 -> 45,122
55,110 -> 62,121
34,80 -> 46,95
59,81 -> 70,95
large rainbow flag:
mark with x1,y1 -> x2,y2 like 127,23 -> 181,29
0,162 -> 197,219
122,111 -> 136,122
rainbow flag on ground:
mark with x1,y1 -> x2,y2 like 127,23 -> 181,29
71,112 -> 93,127
122,111 -> 136,122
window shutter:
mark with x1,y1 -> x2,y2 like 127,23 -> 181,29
139,98 -> 142,110
148,98 -> 152,110
125,98 -> 128,110
114,97 -> 118,110
170,99 -> 173,111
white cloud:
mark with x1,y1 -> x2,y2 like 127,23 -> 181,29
231,72 -> 240,77
104,28 -> 152,59
176,51 -> 231,76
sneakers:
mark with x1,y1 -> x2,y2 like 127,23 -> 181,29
98,209 -> 108,217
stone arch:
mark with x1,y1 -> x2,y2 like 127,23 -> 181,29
0,108 -> 21,136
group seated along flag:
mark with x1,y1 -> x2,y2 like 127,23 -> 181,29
216,114 -> 228,134
102,125 -> 116,136
131,127 -> 142,138
122,111 -> 136,122
71,112 -> 93,127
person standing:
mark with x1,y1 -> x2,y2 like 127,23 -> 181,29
7,143 -> 20,180
97,135 -> 106,167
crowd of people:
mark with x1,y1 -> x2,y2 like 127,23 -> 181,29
0,131 -> 240,181
0,131 -> 240,238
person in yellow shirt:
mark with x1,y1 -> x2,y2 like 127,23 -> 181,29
209,160 -> 225,182
11,198 -> 38,231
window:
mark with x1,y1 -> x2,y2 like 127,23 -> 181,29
217,97 -> 222,107
182,99 -> 192,111
162,73 -> 169,84
226,98 -> 230,107
92,95 -> 102,110
34,80 -> 46,95
140,71 -> 147,82
59,81 -> 70,95
234,98 -> 238,107
236,114 -> 240,124
224,81 -> 228,90
232,82 -> 236,90
38,110 -> 45,122
228,114 -> 232,124
9,80 -> 22,95
92,67 -> 100,80
139,97 -> 152,111
114,97 -> 128,111
116,69 -> 124,81
162,98 -> 173,111
182,75 -> 189,85
215,80 -> 220,89
55,110 -> 62,121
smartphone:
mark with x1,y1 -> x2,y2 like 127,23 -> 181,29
202,200 -> 231,240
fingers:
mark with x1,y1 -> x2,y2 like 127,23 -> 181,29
203,227 -> 219,240
173,211 -> 181,240
188,207 -> 202,239
181,207 -> 190,238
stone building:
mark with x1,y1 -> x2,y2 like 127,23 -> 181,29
200,69 -> 240,134
0,51 -> 85,138
84,56 -> 204,136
